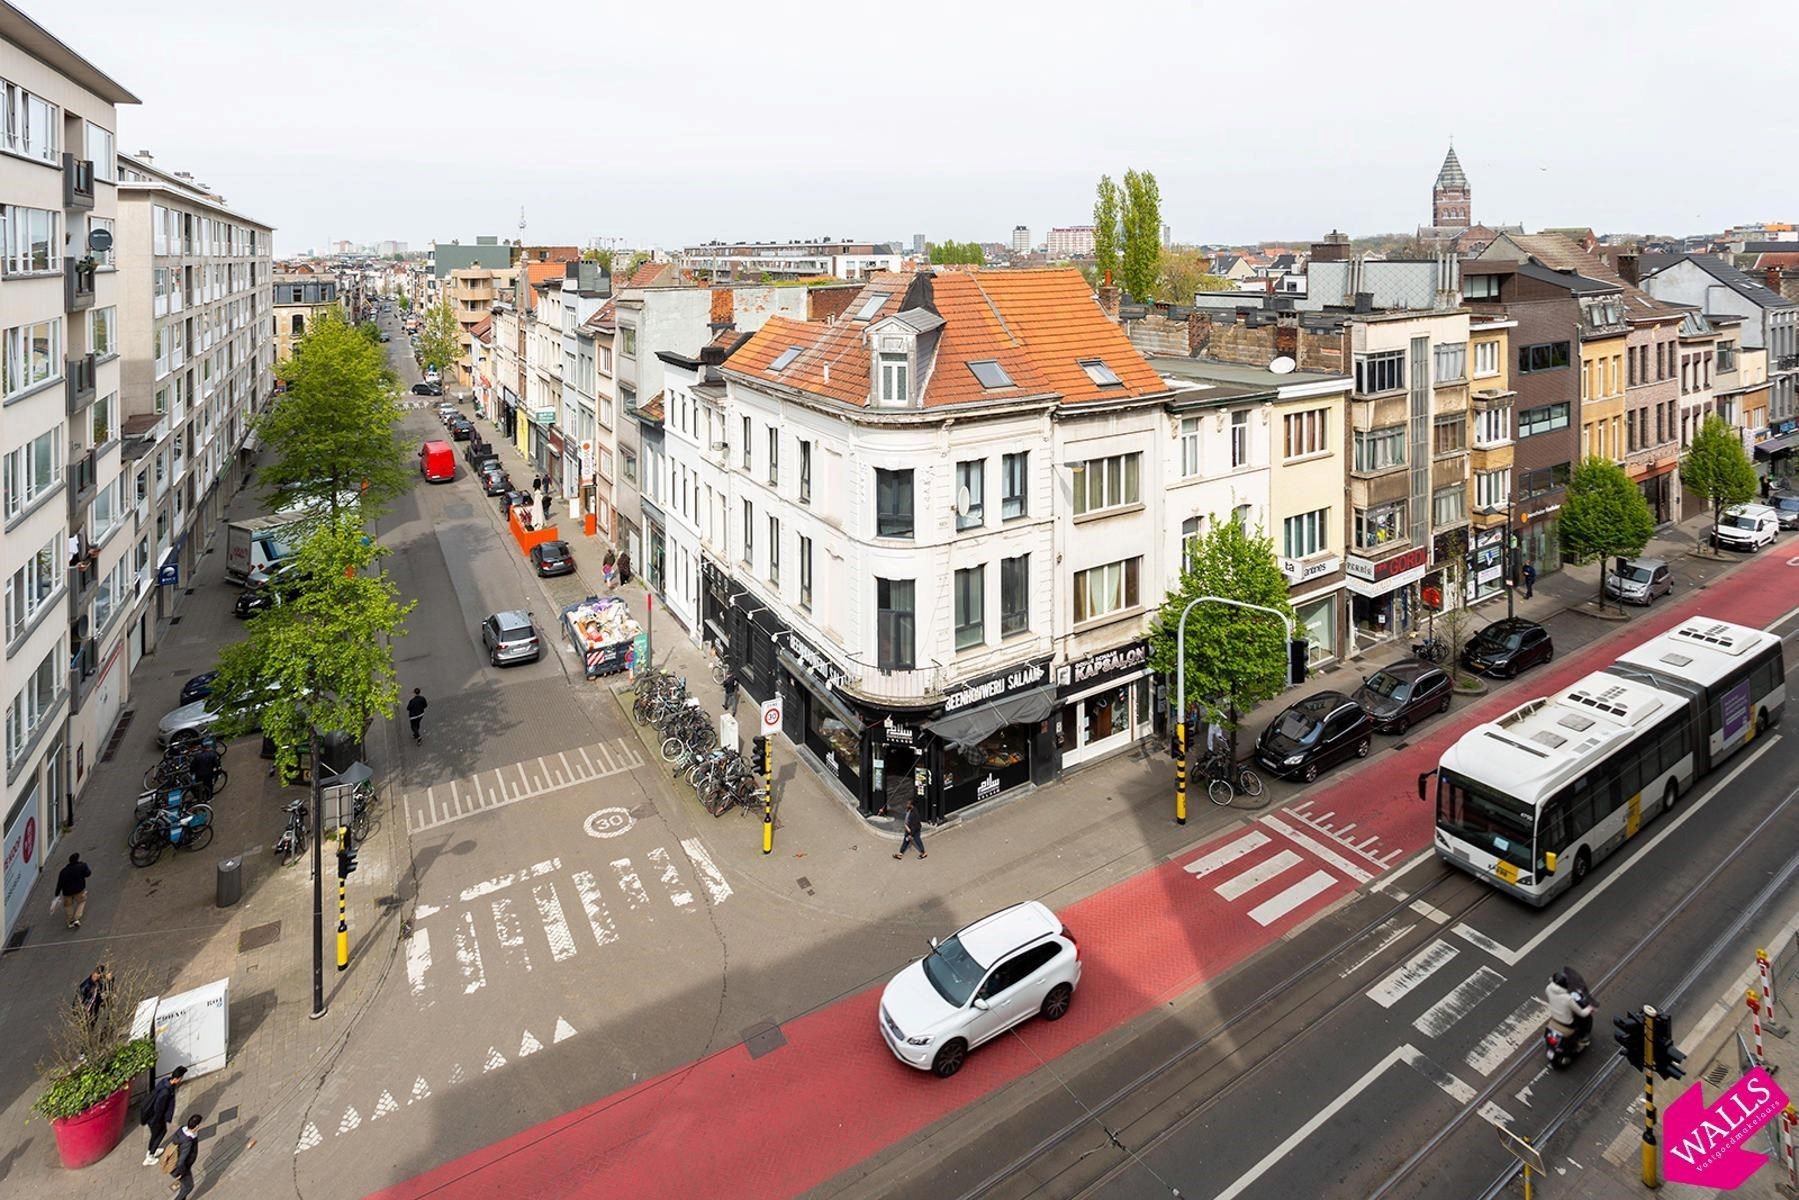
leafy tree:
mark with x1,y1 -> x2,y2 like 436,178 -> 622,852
1155,248 -> 1231,303
258,309 -> 410,523
1092,175 -> 1120,286
582,247 -> 614,270
928,240 -> 985,266
1121,168 -> 1162,300
624,250 -> 652,277
1148,516 -> 1296,743
1680,414 -> 1758,549
357,320 -> 382,347
1559,456 -> 1656,611
415,299 -> 462,378
398,294 -> 412,311
210,515 -> 413,780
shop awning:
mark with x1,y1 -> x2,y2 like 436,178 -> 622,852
1754,431 -> 1799,458
924,685 -> 1058,750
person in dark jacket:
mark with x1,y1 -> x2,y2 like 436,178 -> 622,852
721,671 -> 739,714
893,800 -> 927,860
617,550 -> 633,584
407,688 -> 428,743
78,963 -> 111,1027
141,1065 -> 187,1164
54,852 -> 90,929
170,1113 -> 203,1199
189,746 -> 221,799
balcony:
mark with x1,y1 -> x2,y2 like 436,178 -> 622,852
66,448 -> 98,518
1779,355 -> 1799,372
62,153 -> 95,210
65,256 -> 96,311
65,354 -> 96,413
838,660 -> 946,706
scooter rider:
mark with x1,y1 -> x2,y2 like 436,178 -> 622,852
1546,968 -> 1595,1046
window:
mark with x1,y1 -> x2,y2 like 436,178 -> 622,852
1354,502 -> 1406,548
1473,340 -> 1499,377
1475,406 -> 1510,446
290,314 -> 304,336
1517,341 -> 1571,374
1433,412 -> 1465,455
798,440 -> 811,504
1283,408 -> 1329,458
1356,350 -> 1405,395
1432,485 -> 1465,526
1,206 -> 57,274
767,516 -> 780,585
1718,341 -> 1736,372
1000,555 -> 1028,636
2,81 -> 58,162
954,565 -> 984,649
853,292 -> 891,322
622,447 -> 638,484
1519,462 -> 1572,499
89,306 -> 115,358
620,326 -> 636,357
1475,469 -> 1510,510
1234,503 -> 1253,528
1181,516 -> 1203,564
1464,273 -> 1501,300
741,499 -> 754,564
766,427 -> 779,486
769,346 -> 801,371
5,644 -> 61,767
1353,426 -> 1406,472
1001,451 -> 1027,519
1517,402 -> 1570,438
875,468 -> 914,538
3,428 -> 60,518
956,459 -> 984,530
1070,453 -> 1141,516
1433,342 -> 1467,384
4,534 -> 62,642
86,122 -> 114,182
1282,508 -> 1329,559
1627,346 -> 1638,387
1656,342 -> 1666,380
799,535 -> 813,610
91,390 -> 115,446
1078,358 -> 1123,387
876,578 -> 916,670
3,319 -> 61,397
878,353 -> 909,404
1179,416 -> 1200,477
968,359 -> 1013,389
1073,557 -> 1141,623
1231,409 -> 1250,467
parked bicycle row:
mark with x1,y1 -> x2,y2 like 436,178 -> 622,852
629,669 -> 764,818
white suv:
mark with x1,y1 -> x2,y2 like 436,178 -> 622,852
878,900 -> 1081,1078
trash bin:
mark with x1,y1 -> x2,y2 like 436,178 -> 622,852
216,856 -> 243,908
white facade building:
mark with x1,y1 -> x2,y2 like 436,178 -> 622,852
1045,226 -> 1096,259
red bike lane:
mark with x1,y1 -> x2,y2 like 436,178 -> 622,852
372,552 -> 1796,1200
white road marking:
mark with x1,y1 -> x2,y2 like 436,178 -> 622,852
1215,850 -> 1303,901
492,897 -> 531,971
1369,850 -> 1432,896
483,1046 -> 507,1073
1410,899 -> 1453,924
1367,939 -> 1459,1008
612,858 -> 650,911
554,1017 -> 577,1043
1182,831 -> 1271,878
405,739 -> 647,833
680,838 -> 734,905
414,902 -> 441,919
647,846 -> 694,908
447,1063 -> 466,1086
409,1076 -> 431,1104
295,1122 -> 322,1154
1338,919 -> 1417,978
1247,870 -> 1337,925
459,858 -> 561,903
1452,922 -> 1510,957
519,1030 -> 542,1057
1400,1044 -> 1478,1103
1479,1101 -> 1516,1127
372,1090 -> 399,1120
338,1105 -> 362,1135
455,911 -> 485,994
1414,966 -> 1507,1038
1466,996 -> 1548,1076
533,883 -> 577,962
572,870 -> 618,946
405,928 -> 432,997
1259,813 -> 1375,884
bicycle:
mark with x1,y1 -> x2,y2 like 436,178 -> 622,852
273,798 -> 308,866
703,643 -> 727,684
129,803 -> 215,867
1201,750 -> 1264,807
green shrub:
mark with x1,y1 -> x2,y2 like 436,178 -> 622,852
33,1037 -> 157,1121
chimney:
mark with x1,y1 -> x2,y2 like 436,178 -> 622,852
1310,229 -> 1351,263
1353,292 -> 1374,314
1768,267 -> 1782,292
1616,249 -> 1640,286
1098,269 -> 1122,323
136,150 -> 153,163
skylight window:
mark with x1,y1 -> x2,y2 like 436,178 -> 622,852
968,359 -> 1014,389
770,346 -> 802,371
1079,358 -> 1123,386
853,293 -> 891,322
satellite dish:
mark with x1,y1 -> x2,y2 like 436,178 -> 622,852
955,486 -> 971,517
87,227 -> 113,253
1269,356 -> 1297,375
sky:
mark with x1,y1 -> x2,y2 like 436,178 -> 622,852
50,0 -> 1799,256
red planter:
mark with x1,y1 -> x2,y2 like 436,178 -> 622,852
50,1085 -> 132,1169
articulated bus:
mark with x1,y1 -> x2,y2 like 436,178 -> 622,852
1428,617 -> 1784,906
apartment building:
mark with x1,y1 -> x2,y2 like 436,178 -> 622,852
676,239 -> 905,281
270,267 -> 337,362
1465,315 -> 1516,604
1640,254 -> 1798,431
0,4 -> 136,939
1045,226 -> 1096,259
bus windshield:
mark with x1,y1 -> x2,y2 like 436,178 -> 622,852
1437,770 -> 1535,868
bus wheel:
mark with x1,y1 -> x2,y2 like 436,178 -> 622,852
1759,707 -> 1773,732
1663,781 -> 1678,814
1572,849 -> 1591,884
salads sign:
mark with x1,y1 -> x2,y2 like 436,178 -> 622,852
942,657 -> 1051,713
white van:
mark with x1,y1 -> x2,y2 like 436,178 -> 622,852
1714,503 -> 1780,552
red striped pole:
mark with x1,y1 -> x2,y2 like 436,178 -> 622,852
1784,1105 -> 1797,1189
1748,989 -> 1765,1066
1759,947 -> 1775,1010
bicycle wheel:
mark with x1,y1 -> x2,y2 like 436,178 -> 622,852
1236,768 -> 1264,798
1207,778 -> 1235,807
130,830 -> 166,868
181,822 -> 216,853
660,736 -> 687,763
207,769 -> 229,795
126,814 -> 158,850
351,807 -> 371,842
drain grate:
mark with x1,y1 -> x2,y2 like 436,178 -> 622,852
237,921 -> 282,953
1705,1063 -> 1730,1087
741,1020 -> 787,1060
5,927 -> 27,953
184,587 -> 196,596
100,709 -> 135,763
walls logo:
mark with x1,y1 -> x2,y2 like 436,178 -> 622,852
1662,1066 -> 1790,1188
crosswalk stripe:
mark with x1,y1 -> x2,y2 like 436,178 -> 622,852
533,883 -> 578,961
571,869 -> 617,947
1216,849 -> 1303,901
647,847 -> 694,909
1183,831 -> 1271,878
491,897 -> 531,971
612,858 -> 650,911
1465,996 -> 1547,1076
455,911 -> 485,994
405,927 -> 432,996
1247,870 -> 1336,925
1367,939 -> 1459,1008
680,838 -> 733,905
1414,966 -> 1506,1038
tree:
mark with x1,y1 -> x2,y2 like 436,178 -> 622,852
582,247 -> 614,270
1680,414 -> 1757,549
1092,174 -> 1121,286
414,299 -> 462,379
257,309 -> 410,524
1120,169 -> 1162,300
398,294 -> 412,311
1148,517 -> 1296,741
1560,456 -> 1657,611
1155,248 -> 1231,303
928,240 -> 985,266
209,515 -> 414,780
624,250 -> 652,277
357,320 -> 382,347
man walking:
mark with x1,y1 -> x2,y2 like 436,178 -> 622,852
893,799 -> 927,860
141,1065 -> 187,1165
407,688 -> 428,743
540,488 -> 552,521
1522,561 -> 1537,600
722,670 -> 739,715
78,963 -> 111,1027
169,1113 -> 203,1199
54,852 -> 90,929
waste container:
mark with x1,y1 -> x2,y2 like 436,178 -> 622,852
215,856 -> 243,908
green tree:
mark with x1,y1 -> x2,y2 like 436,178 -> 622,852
209,515 -> 414,780
928,240 -> 985,266
1680,414 -> 1758,548
1148,516 -> 1296,741
582,247 -> 614,270
1559,456 -> 1657,611
624,250 -> 652,277
1155,248 -> 1231,302
415,299 -> 462,378
1120,168 -> 1162,300
258,309 -> 410,523
357,320 -> 382,347
398,294 -> 412,311
1092,175 -> 1121,286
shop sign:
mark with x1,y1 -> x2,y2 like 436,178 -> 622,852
1345,546 -> 1429,585
976,775 -> 1002,802
942,657 -> 1051,714
1280,555 -> 1340,585
1059,640 -> 1151,690
784,633 -> 847,691
881,716 -> 915,745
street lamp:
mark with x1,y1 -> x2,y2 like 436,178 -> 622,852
1173,596 -> 1300,825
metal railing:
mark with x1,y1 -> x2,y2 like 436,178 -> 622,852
62,153 -> 94,209
65,256 -> 96,310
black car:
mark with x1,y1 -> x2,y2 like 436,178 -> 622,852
1352,660 -> 1452,735
1461,617 -> 1554,679
447,418 -> 475,441
471,453 -> 503,479
1255,691 -> 1375,783
1769,493 -> 1799,531
500,488 -> 533,517
530,540 -> 575,577
480,467 -> 513,496
410,381 -> 443,396
179,670 -> 218,706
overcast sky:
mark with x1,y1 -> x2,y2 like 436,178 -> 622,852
54,0 -> 1799,255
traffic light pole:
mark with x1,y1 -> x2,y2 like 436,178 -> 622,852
1643,1005 -> 1661,1189
1173,597 -> 1298,827
336,826 -> 350,972
309,724 -> 326,1019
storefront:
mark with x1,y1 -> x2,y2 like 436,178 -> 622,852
499,388 -> 520,440
642,502 -> 667,602
700,558 -> 735,664
1292,590 -> 1340,669
1517,508 -> 1562,576
1346,545 -> 1429,649
1054,640 -> 1152,769
545,428 -> 565,498
922,658 -> 1056,818
1467,526 -> 1506,603
1634,463 -> 1676,525
775,634 -> 871,806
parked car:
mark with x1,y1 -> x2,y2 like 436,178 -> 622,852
1603,556 -> 1674,606
1714,503 -> 1780,551
1254,691 -> 1375,782
419,440 -> 455,483
1461,617 -> 1555,678
464,439 -> 493,467
1770,493 -> 1799,530
425,367 -> 441,385
447,417 -> 475,441
435,403 -> 459,425
379,332 -> 390,342
179,670 -> 218,706
1351,660 -> 1452,735
480,467 -> 513,496
481,610 -> 541,666
410,381 -> 442,396
500,488 -> 533,518
530,540 -> 576,577
877,901 -> 1079,1079
158,699 -> 224,747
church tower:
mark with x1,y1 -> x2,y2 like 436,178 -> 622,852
1431,145 -> 1471,230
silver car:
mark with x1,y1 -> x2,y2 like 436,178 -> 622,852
1603,557 -> 1673,606
481,610 -> 541,666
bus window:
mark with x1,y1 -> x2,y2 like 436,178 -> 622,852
1438,773 -> 1535,868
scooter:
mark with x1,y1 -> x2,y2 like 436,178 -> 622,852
1544,966 -> 1596,1069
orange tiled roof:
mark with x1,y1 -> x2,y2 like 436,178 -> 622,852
469,315 -> 493,342
640,391 -> 665,420
581,299 -> 616,334
624,261 -> 684,289
526,261 -> 563,286
728,269 -> 1168,410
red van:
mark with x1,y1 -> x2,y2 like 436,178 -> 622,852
418,440 -> 455,483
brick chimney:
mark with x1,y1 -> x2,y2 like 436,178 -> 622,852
1310,229 -> 1352,263
1615,249 -> 1640,286
1768,267 -> 1783,292
1097,269 -> 1122,323
1187,310 -> 1213,355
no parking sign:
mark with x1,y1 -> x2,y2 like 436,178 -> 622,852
759,698 -> 782,735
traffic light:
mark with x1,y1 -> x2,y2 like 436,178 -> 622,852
1614,1009 -> 1645,1069
751,735 -> 769,775
1648,1009 -> 1686,1080
337,835 -> 359,879
1288,638 -> 1310,686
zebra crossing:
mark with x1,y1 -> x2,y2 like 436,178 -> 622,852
405,837 -> 731,1006
403,738 -> 646,833
1181,826 -> 1350,928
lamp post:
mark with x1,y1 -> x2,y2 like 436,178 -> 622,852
308,724 -> 326,1019
1505,490 -> 1518,621
1174,596 -> 1296,826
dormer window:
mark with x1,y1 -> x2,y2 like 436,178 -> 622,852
1079,358 -> 1123,387
968,359 -> 1013,389
878,352 -> 909,405
770,346 -> 801,371
853,292 -> 891,322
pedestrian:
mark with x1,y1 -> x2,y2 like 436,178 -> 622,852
1761,474 -> 1772,501
722,670 -> 739,714
407,687 -> 427,743
603,549 -> 617,592
141,1065 -> 187,1165
189,744 -> 221,799
168,1113 -> 203,1199
53,851 -> 90,929
78,963 -> 111,1027
1522,561 -> 1537,600
540,489 -> 551,520
893,799 -> 927,860
617,550 -> 633,585
531,474 -> 542,492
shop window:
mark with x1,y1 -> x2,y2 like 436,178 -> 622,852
943,725 -> 1030,807
1297,597 -> 1336,666
1354,502 -> 1406,549
806,704 -> 861,786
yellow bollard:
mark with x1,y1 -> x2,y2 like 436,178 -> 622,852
1175,721 -> 1187,826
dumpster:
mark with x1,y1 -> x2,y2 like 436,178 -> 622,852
562,596 -> 641,678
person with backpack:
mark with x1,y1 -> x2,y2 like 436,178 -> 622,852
167,1113 -> 203,1198
141,1065 -> 187,1164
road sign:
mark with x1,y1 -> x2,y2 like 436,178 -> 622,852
1496,1124 -> 1544,1175
760,698 -> 782,732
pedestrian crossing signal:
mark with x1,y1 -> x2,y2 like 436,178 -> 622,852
1614,1009 -> 1645,1069
1288,639 -> 1310,686
337,839 -> 359,879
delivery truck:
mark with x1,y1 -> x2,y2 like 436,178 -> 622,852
225,515 -> 302,583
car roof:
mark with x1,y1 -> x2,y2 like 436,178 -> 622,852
1371,659 -> 1437,681
1620,556 -> 1667,570
421,439 -> 451,451
1289,689 -> 1354,715
1481,617 -> 1541,634
537,540 -> 569,553
490,609 -> 533,628
952,900 -> 1061,968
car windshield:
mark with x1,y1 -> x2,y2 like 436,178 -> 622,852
1725,513 -> 1759,530
1436,770 -> 1536,868
1621,564 -> 1652,583
1777,498 -> 1799,512
920,934 -> 987,1007
1478,627 -> 1524,651
543,543 -> 567,557
1275,709 -> 1322,743
1361,671 -> 1410,701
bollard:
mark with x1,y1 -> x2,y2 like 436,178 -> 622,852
1784,1105 -> 1798,1189
1760,947 -> 1776,1011
1749,989 -> 1765,1067
215,856 -> 243,908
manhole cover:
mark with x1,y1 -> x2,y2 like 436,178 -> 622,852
238,921 -> 282,953
742,1020 -> 786,1060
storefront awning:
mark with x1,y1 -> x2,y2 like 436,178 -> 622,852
1754,431 -> 1799,458
924,685 -> 1057,750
